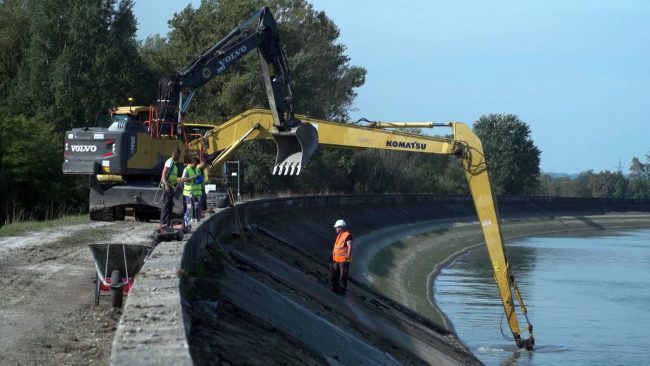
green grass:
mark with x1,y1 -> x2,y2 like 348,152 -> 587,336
0,214 -> 90,237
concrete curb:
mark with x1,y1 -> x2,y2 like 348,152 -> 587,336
110,239 -> 192,365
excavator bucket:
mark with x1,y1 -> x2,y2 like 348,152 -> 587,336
272,122 -> 319,175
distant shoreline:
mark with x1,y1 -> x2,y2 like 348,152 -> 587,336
352,213 -> 650,330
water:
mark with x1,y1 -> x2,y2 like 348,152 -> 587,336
434,229 -> 650,366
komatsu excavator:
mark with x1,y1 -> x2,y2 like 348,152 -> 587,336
62,7 -> 535,349
189,108 -> 535,350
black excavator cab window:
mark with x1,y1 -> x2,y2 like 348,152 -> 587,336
94,111 -> 112,128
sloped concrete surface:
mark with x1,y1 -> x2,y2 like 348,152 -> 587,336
220,268 -> 401,365
226,245 -> 472,365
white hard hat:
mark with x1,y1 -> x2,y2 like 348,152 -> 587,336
334,219 -> 346,228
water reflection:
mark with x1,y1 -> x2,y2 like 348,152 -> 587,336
434,229 -> 650,366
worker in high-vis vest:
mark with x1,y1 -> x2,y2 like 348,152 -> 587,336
330,219 -> 352,295
159,148 -> 180,229
181,156 -> 202,225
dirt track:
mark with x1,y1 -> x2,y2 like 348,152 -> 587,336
0,221 -> 156,366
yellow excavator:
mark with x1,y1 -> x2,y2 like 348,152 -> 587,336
190,108 -> 535,351
62,7 -> 534,349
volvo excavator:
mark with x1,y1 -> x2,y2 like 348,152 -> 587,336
63,7 -> 315,220
62,7 -> 534,349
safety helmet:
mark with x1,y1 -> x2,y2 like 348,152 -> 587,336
334,219 -> 346,228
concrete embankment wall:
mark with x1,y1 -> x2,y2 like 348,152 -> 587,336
178,195 -> 650,361
111,195 -> 650,365
182,195 -> 650,271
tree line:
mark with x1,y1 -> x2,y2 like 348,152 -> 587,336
1,0 -> 648,224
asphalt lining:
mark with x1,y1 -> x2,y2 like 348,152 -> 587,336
227,244 -> 472,365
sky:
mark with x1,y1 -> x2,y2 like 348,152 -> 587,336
133,0 -> 650,174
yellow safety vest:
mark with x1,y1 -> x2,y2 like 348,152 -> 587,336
183,166 -> 202,197
163,157 -> 178,188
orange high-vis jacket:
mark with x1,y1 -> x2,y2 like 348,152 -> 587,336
332,231 -> 352,263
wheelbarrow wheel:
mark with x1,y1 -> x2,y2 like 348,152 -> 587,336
110,269 -> 123,308
94,272 -> 101,306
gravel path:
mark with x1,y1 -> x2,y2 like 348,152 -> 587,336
0,220 -> 157,366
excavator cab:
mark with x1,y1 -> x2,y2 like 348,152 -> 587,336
272,121 -> 319,175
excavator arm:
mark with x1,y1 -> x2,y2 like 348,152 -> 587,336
155,7 -> 317,170
156,7 -> 293,129
190,109 -> 535,350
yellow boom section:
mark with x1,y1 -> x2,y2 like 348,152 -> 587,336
189,109 -> 534,349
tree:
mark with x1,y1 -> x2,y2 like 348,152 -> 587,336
149,0 -> 366,122
612,171 -> 627,199
628,177 -> 650,199
0,0 -> 29,105
0,0 -> 147,223
435,157 -> 469,195
0,115 -> 84,223
10,0 -> 150,132
299,148 -> 356,193
538,174 -> 557,196
589,170 -> 626,199
629,156 -> 649,180
628,154 -> 650,199
473,113 -> 541,195
572,170 -> 593,197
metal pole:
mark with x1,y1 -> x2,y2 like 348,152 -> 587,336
178,92 -> 183,123
177,91 -> 183,137
237,160 -> 241,199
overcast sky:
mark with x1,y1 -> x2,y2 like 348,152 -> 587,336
133,0 -> 650,174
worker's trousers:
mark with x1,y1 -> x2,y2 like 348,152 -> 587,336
160,189 -> 174,227
184,196 -> 200,225
330,261 -> 349,294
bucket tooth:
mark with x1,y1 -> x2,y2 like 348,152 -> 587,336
272,162 -> 283,176
271,161 -> 303,176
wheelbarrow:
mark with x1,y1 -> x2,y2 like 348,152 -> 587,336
89,243 -> 149,308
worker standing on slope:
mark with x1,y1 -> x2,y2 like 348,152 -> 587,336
330,219 -> 353,295
181,156 -> 202,225
159,148 -> 180,229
